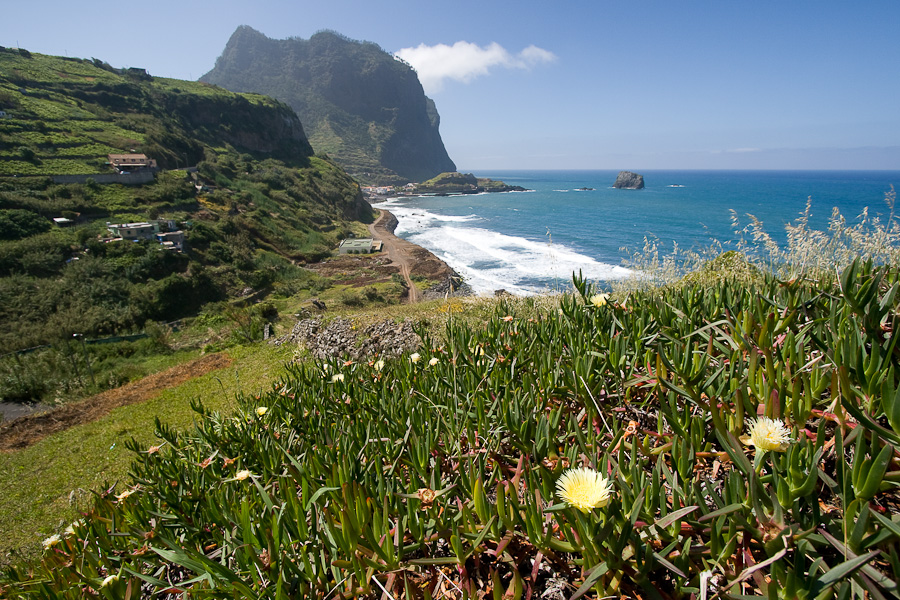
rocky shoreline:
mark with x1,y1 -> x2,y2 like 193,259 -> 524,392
368,206 -> 473,300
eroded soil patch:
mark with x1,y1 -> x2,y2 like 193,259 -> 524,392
0,353 -> 232,452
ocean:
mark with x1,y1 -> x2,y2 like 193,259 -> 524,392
376,170 -> 900,295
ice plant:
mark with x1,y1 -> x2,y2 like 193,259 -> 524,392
331,373 -> 344,383
429,357 -> 439,366
374,359 -> 385,371
256,406 -> 268,417
234,470 -> 251,481
42,534 -> 61,550
556,467 -> 614,513
115,488 -> 136,502
590,293 -> 609,308
410,353 -> 421,363
64,520 -> 81,537
100,574 -> 118,588
741,417 -> 794,452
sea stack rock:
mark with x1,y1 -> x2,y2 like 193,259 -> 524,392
613,171 -> 645,189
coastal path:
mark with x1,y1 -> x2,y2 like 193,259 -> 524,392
368,209 -> 421,303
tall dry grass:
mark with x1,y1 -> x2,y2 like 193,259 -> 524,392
614,186 -> 899,293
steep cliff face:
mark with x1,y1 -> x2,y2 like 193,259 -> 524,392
160,92 -> 312,157
201,27 -> 457,184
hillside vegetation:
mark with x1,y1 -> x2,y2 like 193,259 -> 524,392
0,48 -> 373,402
3,258 -> 900,598
201,27 -> 456,185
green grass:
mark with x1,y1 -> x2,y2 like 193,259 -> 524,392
0,342 -> 293,564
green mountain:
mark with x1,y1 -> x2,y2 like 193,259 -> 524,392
200,27 -> 457,185
0,47 -> 371,357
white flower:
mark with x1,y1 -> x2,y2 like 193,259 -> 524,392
115,488 -> 136,502
42,534 -> 61,550
100,574 -> 118,588
429,357 -> 439,366
741,417 -> 794,452
331,373 -> 344,383
590,293 -> 609,308
556,467 -> 614,513
234,469 -> 251,481
374,359 -> 385,371
410,353 -> 421,364
256,406 -> 268,417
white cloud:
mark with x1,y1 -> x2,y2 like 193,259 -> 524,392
395,41 -> 556,93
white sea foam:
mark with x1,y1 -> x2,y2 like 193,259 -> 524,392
388,205 -> 481,236
393,218 -> 631,295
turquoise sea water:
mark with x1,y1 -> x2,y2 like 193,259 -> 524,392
376,170 -> 900,295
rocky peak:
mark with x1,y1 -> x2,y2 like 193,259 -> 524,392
201,27 -> 456,185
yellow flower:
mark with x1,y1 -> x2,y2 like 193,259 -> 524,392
556,467 -> 614,513
256,406 -> 268,417
374,359 -> 385,371
331,373 -> 344,383
410,353 -> 421,363
42,534 -> 61,550
741,417 -> 793,452
100,574 -> 118,588
590,293 -> 609,308
429,357 -> 439,366
234,469 -> 252,481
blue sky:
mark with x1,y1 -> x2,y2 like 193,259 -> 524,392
3,0 -> 899,170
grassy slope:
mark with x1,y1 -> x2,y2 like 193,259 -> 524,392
0,295 -> 510,564
0,343 -> 293,563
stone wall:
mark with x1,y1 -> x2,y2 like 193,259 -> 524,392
50,171 -> 156,185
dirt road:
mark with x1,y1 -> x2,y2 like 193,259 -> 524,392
368,209 -> 422,303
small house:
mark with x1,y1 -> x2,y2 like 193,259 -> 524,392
155,230 -> 184,251
106,221 -> 155,240
108,154 -> 157,173
338,238 -> 382,255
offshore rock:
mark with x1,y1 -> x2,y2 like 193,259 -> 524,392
613,171 -> 645,189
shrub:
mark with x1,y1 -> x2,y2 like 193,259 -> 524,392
0,209 -> 50,241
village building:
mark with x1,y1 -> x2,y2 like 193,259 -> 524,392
149,219 -> 178,233
338,238 -> 382,254
107,153 -> 157,173
155,231 -> 184,251
106,221 -> 155,240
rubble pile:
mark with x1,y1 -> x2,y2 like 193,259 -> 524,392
274,318 -> 420,360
